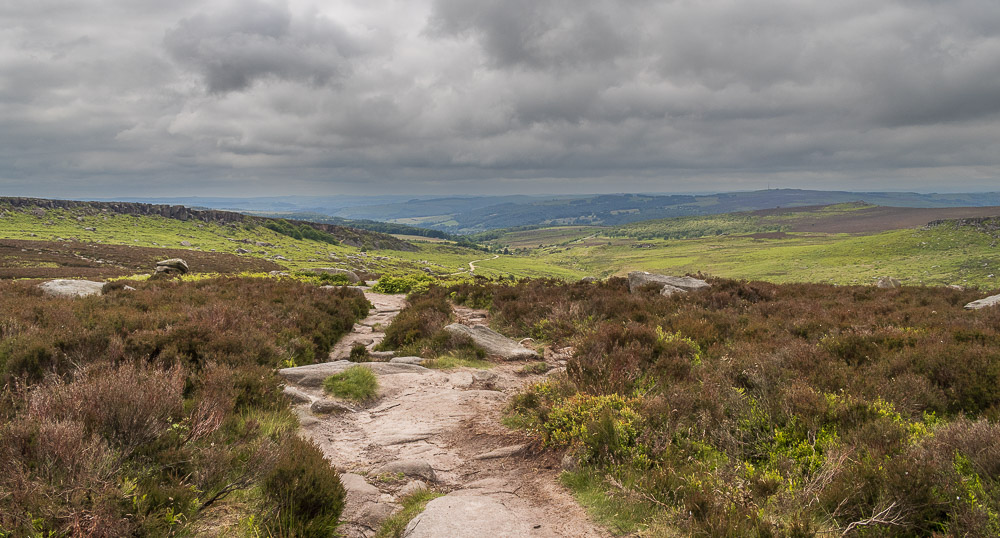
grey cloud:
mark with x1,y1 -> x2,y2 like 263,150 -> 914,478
2,0 -> 1000,198
164,0 -> 357,93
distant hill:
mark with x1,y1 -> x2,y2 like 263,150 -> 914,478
329,189 -> 1000,234
0,197 -> 417,252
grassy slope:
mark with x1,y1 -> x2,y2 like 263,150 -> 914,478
0,205 -> 527,279
470,204 -> 1000,289
4,202 -> 1000,289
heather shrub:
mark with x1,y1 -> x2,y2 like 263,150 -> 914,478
0,277 -> 370,534
262,436 -> 346,537
487,278 -> 1000,535
377,286 -> 451,351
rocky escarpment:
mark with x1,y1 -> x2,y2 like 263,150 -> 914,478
0,197 -> 417,251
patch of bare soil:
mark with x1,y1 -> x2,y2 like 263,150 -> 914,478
0,239 -> 282,279
285,292 -> 606,538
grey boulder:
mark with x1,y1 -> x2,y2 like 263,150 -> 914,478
443,324 -> 539,360
627,271 -> 710,294
38,279 -> 105,298
876,276 -> 901,289
965,294 -> 1000,310
376,459 -> 438,482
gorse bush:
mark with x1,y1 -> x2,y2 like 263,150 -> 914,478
0,277 -> 369,535
484,278 -> 1000,535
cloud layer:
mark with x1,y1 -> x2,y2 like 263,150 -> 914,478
2,0 -> 1000,196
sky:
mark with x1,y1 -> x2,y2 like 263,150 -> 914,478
2,0 -> 1000,198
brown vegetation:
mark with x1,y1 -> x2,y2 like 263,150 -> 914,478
0,238 -> 283,279
0,277 -> 368,535
446,278 -> 1000,536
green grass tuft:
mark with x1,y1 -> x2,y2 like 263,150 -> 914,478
422,352 -> 493,370
375,488 -> 444,538
323,366 -> 379,401
559,468 -> 668,535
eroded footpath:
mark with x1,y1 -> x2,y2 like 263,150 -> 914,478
279,289 -> 607,538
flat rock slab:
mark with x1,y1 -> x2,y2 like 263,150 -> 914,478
444,324 -> 539,360
966,294 -> 1000,309
627,271 -> 710,293
390,356 -> 427,365
279,361 -> 428,388
403,493 -> 533,538
38,279 -> 104,298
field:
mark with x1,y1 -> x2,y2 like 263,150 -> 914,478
469,204 -> 1000,289
4,200 -> 1000,290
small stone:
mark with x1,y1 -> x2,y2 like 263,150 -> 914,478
398,480 -> 428,497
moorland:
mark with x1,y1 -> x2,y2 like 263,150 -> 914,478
2,194 -> 1000,537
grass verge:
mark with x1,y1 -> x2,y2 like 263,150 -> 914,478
374,489 -> 444,538
560,469 -> 671,536
423,351 -> 493,370
323,366 -> 379,401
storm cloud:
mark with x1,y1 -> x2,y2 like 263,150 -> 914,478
1,0 -> 999,197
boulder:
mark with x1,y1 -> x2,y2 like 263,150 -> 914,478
180,240 -> 192,247
471,370 -> 498,388
278,360 -> 428,389
340,473 -> 399,536
876,276 -> 901,289
580,276 -> 597,283
660,284 -> 687,297
376,459 -> 438,482
627,271 -> 710,294
965,294 -> 1000,310
38,279 -> 104,298
403,493 -> 533,538
305,267 -> 361,283
155,258 -> 189,274
398,480 -> 428,497
443,324 -> 539,361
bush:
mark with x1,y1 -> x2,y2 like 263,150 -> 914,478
323,366 -> 379,401
262,436 -> 346,537
372,274 -> 432,294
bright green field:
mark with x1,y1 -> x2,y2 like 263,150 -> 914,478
3,203 -> 1000,289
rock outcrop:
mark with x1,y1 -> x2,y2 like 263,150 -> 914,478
876,276 -> 901,288
151,258 -> 189,279
965,294 -> 1000,310
627,271 -> 710,294
443,324 -> 539,360
38,279 -> 104,298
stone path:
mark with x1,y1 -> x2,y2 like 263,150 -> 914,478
279,288 -> 605,538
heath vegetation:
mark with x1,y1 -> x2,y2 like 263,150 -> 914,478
0,277 -> 369,536
437,277 -> 1000,536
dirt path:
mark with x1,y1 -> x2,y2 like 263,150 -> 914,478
449,254 -> 500,276
280,289 -> 605,538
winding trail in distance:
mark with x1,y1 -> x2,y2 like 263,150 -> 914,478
449,254 -> 500,276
